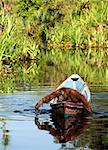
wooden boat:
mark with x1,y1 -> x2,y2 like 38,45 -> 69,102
51,101 -> 86,117
35,74 -> 92,115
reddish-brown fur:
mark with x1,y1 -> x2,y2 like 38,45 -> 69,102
35,88 -> 92,113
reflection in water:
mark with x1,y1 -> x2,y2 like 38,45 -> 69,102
90,117 -> 108,150
0,89 -> 108,150
35,108 -> 108,149
0,121 -> 10,150
35,111 -> 92,145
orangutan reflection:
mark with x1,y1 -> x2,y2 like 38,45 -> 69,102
35,112 -> 91,143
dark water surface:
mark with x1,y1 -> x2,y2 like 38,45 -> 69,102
0,87 -> 108,150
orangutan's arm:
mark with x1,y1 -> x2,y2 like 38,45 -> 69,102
35,89 -> 63,109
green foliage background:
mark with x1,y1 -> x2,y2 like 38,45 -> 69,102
0,0 -> 108,92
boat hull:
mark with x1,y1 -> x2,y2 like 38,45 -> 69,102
51,101 -> 89,117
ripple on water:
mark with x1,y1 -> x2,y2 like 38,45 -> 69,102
0,87 -> 108,150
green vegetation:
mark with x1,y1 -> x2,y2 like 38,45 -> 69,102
0,0 -> 108,92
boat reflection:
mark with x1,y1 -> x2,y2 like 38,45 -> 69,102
35,111 -> 92,143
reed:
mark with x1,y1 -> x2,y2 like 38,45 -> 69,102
0,0 -> 108,92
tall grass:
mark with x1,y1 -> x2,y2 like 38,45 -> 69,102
0,0 -> 108,92
1,48 -> 107,90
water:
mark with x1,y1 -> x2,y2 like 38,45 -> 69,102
0,87 -> 108,150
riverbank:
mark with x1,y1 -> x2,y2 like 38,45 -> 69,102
0,0 -> 108,92
0,48 -> 108,93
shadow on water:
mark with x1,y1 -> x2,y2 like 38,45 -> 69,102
0,87 -> 108,150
